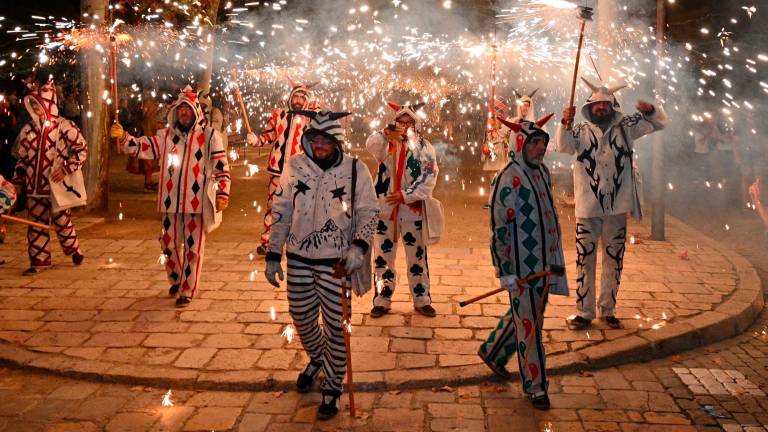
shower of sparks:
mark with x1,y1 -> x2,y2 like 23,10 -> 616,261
161,389 -> 174,407
270,306 -> 276,321
281,324 -> 295,343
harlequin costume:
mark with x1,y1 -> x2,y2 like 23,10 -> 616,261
366,101 -> 440,317
114,86 -> 231,306
254,79 -> 320,253
482,89 -> 539,171
13,80 -> 87,273
554,78 -> 667,328
479,114 -> 567,410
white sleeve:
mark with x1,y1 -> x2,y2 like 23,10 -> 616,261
365,131 -> 389,163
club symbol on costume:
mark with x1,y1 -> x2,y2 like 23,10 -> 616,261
415,246 -> 424,260
382,269 -> 395,282
413,283 -> 425,295
409,263 -> 424,276
374,256 -> 387,268
330,186 -> 346,203
381,238 -> 394,253
62,181 -> 82,198
403,232 -> 417,246
414,220 -> 422,231
376,220 -> 388,235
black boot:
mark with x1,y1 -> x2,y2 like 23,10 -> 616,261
531,393 -> 550,410
317,389 -> 341,420
296,360 -> 323,393
72,252 -> 84,266
169,284 -> 180,297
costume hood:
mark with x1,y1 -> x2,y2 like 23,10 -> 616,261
286,76 -> 318,110
291,110 -> 351,159
387,100 -> 426,132
23,79 -> 59,130
580,78 -> 626,122
513,88 -> 538,122
167,85 -> 206,131
497,112 -> 555,147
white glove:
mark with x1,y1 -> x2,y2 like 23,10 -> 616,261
246,132 -> 258,146
500,274 -> 520,293
265,259 -> 284,287
343,245 -> 365,274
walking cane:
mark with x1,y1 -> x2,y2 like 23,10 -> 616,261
1,214 -> 51,230
458,265 -> 565,307
332,261 -> 356,417
565,6 -> 594,130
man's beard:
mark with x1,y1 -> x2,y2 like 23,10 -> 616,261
176,120 -> 193,133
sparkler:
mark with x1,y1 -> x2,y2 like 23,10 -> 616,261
565,5 -> 593,130
161,389 -> 174,407
281,324 -> 295,343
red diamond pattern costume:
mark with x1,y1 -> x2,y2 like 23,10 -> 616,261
117,86 -> 231,298
255,80 -> 319,248
13,80 -> 86,268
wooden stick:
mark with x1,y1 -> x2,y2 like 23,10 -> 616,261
566,19 -> 587,130
110,35 -> 119,125
339,274 -> 356,416
230,70 -> 253,134
459,270 -> 552,307
1,214 -> 51,230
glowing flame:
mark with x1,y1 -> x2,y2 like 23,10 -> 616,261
281,325 -> 295,343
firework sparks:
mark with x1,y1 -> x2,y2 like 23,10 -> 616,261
161,389 -> 174,407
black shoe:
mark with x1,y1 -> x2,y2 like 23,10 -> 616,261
566,316 -> 591,330
478,348 -> 512,380
414,304 -> 437,317
603,316 -> 623,329
23,266 -> 48,276
531,393 -> 550,411
256,245 -> 267,256
296,360 -> 323,393
370,305 -> 390,318
72,252 -> 84,266
317,390 -> 341,420
169,284 -> 180,297
175,296 -> 191,308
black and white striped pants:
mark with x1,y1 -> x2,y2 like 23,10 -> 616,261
286,255 -> 350,393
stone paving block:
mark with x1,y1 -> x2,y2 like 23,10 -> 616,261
174,348 -> 218,369
183,407 -> 242,431
142,333 -> 205,348
105,412 -> 157,432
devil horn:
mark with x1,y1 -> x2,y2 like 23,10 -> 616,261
286,75 -> 298,88
528,88 -> 539,99
288,110 -> 318,119
386,101 -> 401,111
580,77 -> 600,92
535,113 -> 555,128
607,84 -> 627,95
304,81 -> 320,89
328,112 -> 352,121
513,89 -> 522,99
496,116 -> 522,133
410,102 -> 425,111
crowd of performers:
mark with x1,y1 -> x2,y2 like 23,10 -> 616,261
0,74 -> 668,419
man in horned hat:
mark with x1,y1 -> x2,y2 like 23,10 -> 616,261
13,79 -> 87,274
251,78 -> 320,255
264,110 -> 378,420
366,101 -> 440,318
110,85 -> 231,308
483,89 -> 539,172
556,78 -> 667,330
479,113 -> 567,410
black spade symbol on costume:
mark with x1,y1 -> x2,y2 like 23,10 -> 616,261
403,232 -> 417,246
409,263 -> 424,276
374,256 -> 387,268
376,220 -> 388,235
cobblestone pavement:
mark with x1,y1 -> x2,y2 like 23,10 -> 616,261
0,212 -> 760,389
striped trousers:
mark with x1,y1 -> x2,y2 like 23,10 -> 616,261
286,256 -> 349,393
160,213 -> 206,298
27,196 -> 81,267
479,281 -> 549,396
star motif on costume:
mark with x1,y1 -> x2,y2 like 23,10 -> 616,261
295,180 -> 311,195
330,186 -> 347,203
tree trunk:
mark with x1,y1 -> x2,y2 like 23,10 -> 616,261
196,0 -> 221,94
80,0 -> 110,212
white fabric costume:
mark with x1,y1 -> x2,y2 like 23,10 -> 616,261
267,110 -> 378,398
555,79 -> 667,320
367,102 -> 440,309
483,90 -> 538,172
